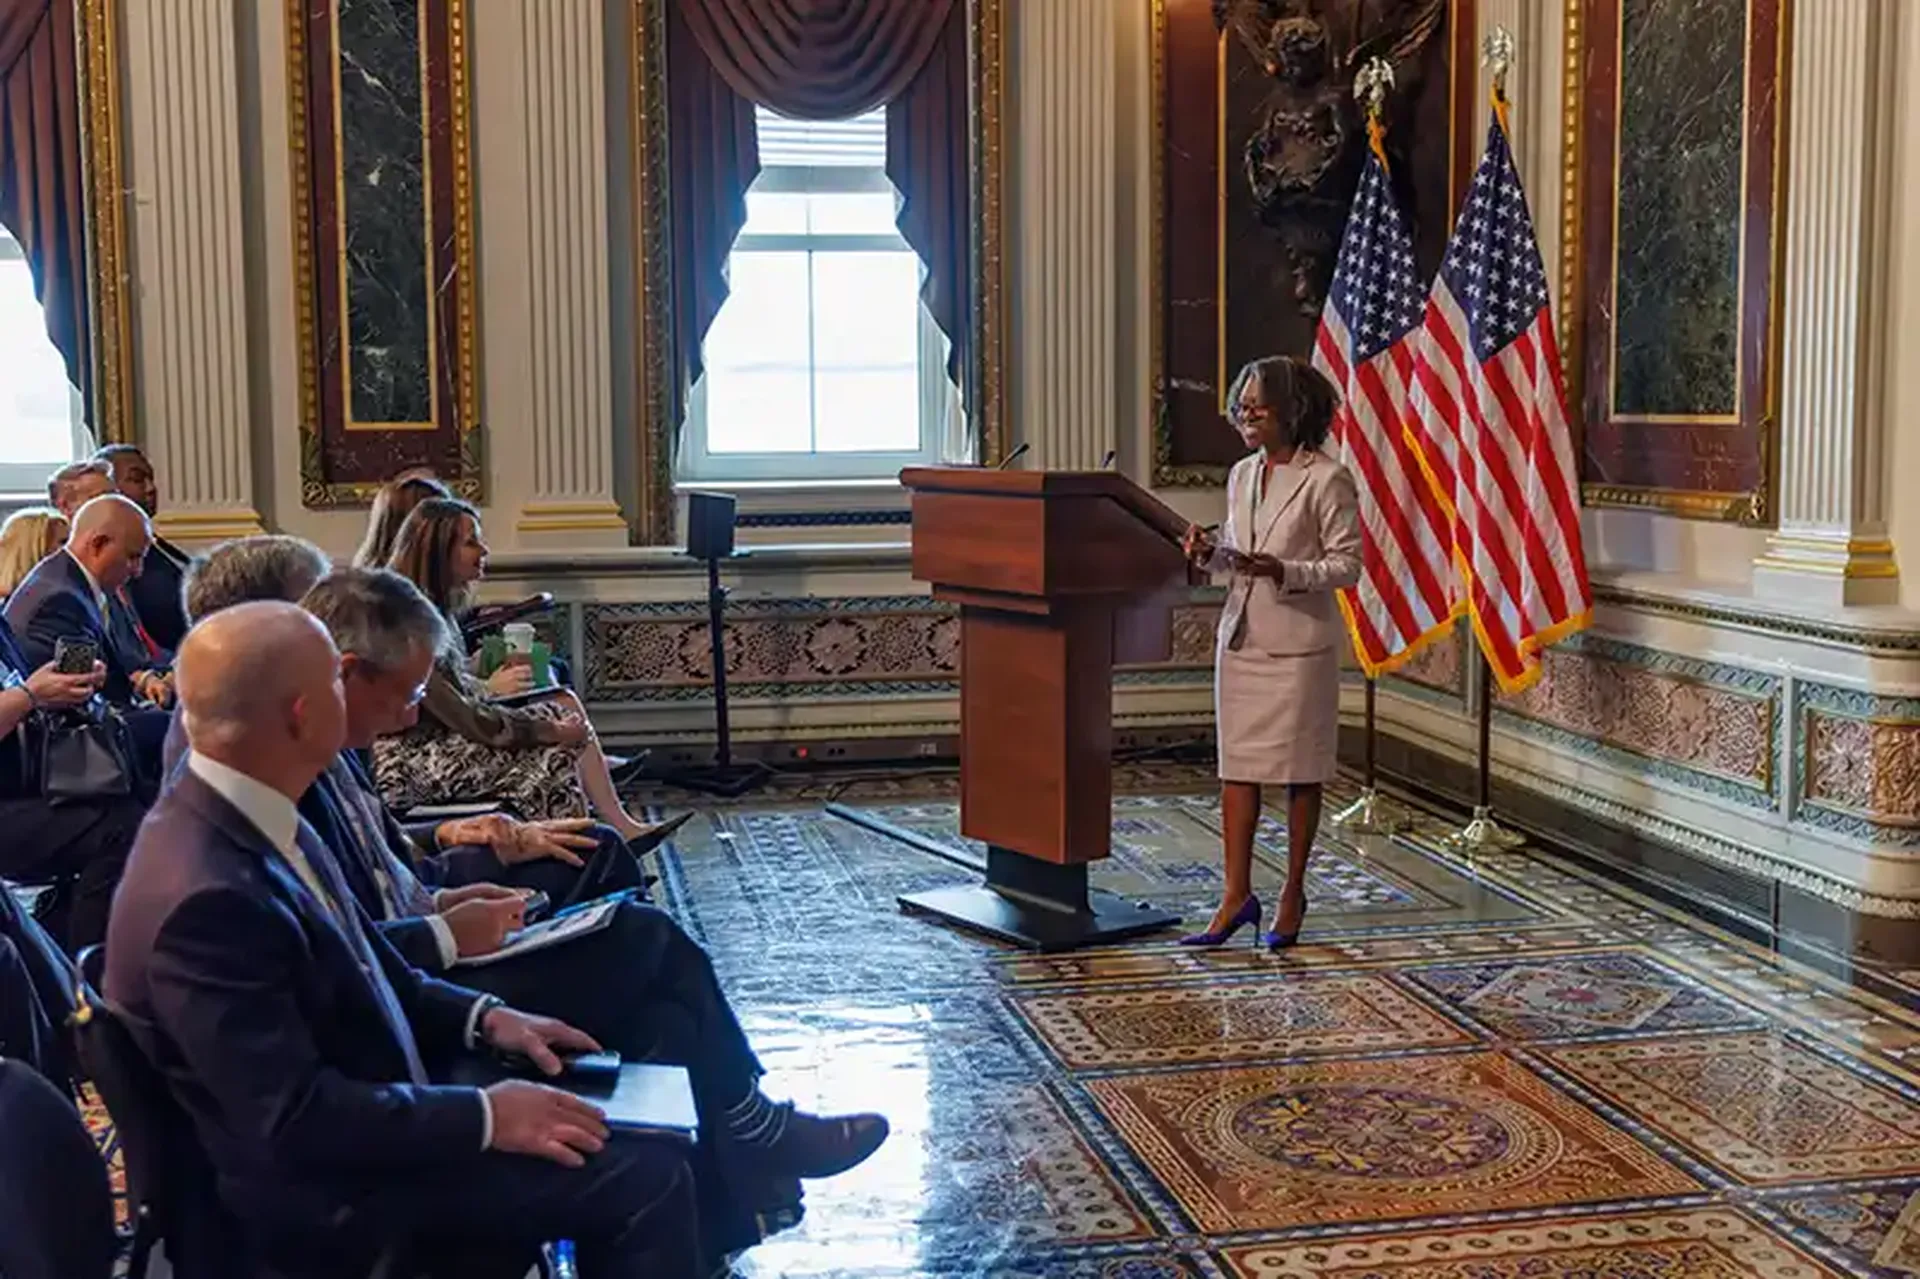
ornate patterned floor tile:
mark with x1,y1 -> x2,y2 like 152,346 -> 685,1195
997,926 -> 1633,988
835,796 -> 1544,932
1760,1179 -> 1920,1274
1084,1051 -> 1698,1232
1221,1208 -> 1843,1277
1547,1032 -> 1920,1185
1402,951 -> 1765,1040
1012,973 -> 1477,1070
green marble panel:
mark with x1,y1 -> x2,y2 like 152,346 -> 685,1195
1612,0 -> 1746,418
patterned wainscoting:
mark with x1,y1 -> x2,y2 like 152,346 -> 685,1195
1497,633 -> 1783,812
1794,684 -> 1920,849
1382,621 -> 1469,705
574,593 -> 1220,706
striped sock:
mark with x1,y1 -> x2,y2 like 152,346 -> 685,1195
724,1089 -> 792,1146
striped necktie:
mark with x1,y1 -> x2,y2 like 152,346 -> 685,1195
293,820 -> 430,1086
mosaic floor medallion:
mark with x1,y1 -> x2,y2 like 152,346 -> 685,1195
1084,1050 -> 1697,1231
1221,1208 -> 1844,1278
1399,950 -> 1764,1040
1548,1032 -> 1920,1185
1011,972 -> 1475,1069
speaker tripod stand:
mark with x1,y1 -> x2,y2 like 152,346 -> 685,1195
657,497 -> 772,799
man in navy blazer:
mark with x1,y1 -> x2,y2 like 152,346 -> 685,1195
94,444 -> 191,653
5,495 -> 171,708
105,602 -> 704,1276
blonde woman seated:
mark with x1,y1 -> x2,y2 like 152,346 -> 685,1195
0,508 -> 68,602
376,497 -> 671,843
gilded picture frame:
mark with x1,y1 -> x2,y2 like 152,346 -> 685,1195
75,0 -> 134,447
285,0 -> 483,508
1559,0 -> 1786,523
628,0 -> 1007,546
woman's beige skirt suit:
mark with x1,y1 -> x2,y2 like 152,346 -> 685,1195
1208,448 -> 1363,785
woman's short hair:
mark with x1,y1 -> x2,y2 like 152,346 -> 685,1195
301,567 -> 448,671
183,535 -> 333,623
354,473 -> 452,569
385,496 -> 482,621
1228,354 -> 1340,453
0,507 -> 66,599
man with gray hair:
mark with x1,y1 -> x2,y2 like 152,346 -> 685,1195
105,601 -> 705,1275
170,536 -> 630,905
300,566 -> 890,1253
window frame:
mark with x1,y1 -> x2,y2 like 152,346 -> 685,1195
677,163 -> 952,485
0,230 -> 90,497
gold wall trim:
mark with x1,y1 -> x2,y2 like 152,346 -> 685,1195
628,0 -> 1006,543
1563,0 -> 1786,524
76,0 -> 133,447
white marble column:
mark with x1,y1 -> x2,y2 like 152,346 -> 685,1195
1753,0 -> 1899,605
1007,0 -> 1117,472
511,0 -> 630,545
119,0 -> 263,544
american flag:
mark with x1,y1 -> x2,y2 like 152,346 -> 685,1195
1406,108 -> 1590,694
1313,142 -> 1460,675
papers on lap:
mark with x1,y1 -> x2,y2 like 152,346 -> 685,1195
451,895 -> 620,967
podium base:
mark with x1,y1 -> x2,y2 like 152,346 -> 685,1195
897,847 -> 1182,953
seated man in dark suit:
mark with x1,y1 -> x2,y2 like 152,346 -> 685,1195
0,614 -> 146,951
0,887 -> 80,1086
106,602 -> 704,1277
168,534 -> 641,903
94,444 -> 191,653
5,494 -> 172,709
299,567 -> 886,1249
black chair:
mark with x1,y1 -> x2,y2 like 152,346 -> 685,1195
72,949 -> 561,1279
73,946 -> 248,1279
0,1057 -> 116,1279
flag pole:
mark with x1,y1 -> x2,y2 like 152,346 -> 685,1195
1329,57 -> 1409,839
1332,675 -> 1407,835
1444,651 -> 1524,855
1442,27 -> 1526,860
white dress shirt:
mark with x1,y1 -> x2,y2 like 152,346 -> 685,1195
186,751 -> 495,1148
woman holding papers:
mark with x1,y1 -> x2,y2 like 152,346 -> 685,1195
1180,355 -> 1362,951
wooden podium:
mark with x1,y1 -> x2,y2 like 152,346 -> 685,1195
886,466 -> 1194,950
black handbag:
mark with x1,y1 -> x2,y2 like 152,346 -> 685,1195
34,701 -> 137,803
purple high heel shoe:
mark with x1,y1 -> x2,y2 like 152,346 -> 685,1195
1179,895 -> 1261,948
1262,895 -> 1308,953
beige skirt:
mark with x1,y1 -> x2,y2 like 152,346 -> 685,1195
1215,643 -> 1341,785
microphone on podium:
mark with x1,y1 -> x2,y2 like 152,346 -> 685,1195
1099,449 -> 1117,470
997,442 -> 1032,470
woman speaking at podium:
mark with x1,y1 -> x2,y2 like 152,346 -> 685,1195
1180,354 -> 1362,951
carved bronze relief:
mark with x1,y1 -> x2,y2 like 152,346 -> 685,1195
1154,0 -> 1475,486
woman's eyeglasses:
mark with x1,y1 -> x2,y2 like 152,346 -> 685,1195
1228,402 -> 1272,426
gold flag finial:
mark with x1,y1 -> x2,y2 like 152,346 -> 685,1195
1482,25 -> 1515,98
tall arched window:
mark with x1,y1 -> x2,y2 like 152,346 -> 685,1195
0,225 -> 89,496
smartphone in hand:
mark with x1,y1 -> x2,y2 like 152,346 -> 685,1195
53,638 -> 99,676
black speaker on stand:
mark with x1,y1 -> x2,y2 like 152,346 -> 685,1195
658,491 -> 772,799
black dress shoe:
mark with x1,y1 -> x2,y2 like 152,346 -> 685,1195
607,750 -> 651,788
763,1109 -> 890,1180
623,811 -> 694,859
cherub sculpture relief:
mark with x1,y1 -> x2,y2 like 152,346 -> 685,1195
1213,0 -> 1445,312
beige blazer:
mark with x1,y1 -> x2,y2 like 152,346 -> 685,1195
1211,448 -> 1364,656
